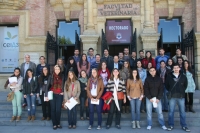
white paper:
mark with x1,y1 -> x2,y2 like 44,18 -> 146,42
44,91 -> 53,101
9,77 -> 17,83
152,97 -> 158,108
91,99 -> 99,105
65,97 -> 78,110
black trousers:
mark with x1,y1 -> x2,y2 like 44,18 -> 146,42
106,100 -> 123,126
40,92 -> 51,118
185,93 -> 194,106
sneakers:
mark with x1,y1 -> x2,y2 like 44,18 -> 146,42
167,126 -> 173,131
162,126 -> 167,130
182,127 -> 190,132
106,125 -> 110,129
96,126 -> 101,130
88,125 -> 92,130
147,126 -> 151,130
116,125 -> 121,129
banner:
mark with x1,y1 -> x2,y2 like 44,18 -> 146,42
0,26 -> 19,72
106,20 -> 132,44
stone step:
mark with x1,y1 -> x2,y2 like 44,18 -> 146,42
0,110 -> 199,119
1,117 -> 200,127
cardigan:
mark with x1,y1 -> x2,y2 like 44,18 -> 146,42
185,71 -> 196,93
106,78 -> 126,94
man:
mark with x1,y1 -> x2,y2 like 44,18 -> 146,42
109,56 -> 122,72
118,52 -> 124,66
129,51 -> 138,70
73,48 -> 80,63
155,48 -> 169,70
90,54 -> 101,76
138,50 -> 145,61
101,48 -> 113,72
165,64 -> 190,132
123,48 -> 130,61
156,61 -> 171,112
144,67 -> 167,130
87,48 -> 96,66
172,48 -> 188,63
20,54 -> 37,107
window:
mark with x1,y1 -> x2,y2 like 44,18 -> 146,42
57,21 -> 80,45
158,19 -> 181,43
0,26 -> 19,73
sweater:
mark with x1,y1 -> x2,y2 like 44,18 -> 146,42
7,76 -> 23,92
141,58 -> 156,69
106,78 -> 126,94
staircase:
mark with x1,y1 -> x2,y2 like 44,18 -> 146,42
0,90 -> 200,127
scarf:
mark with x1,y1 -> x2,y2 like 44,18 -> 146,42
113,78 -> 120,111
89,77 -> 98,90
79,77 -> 88,84
53,73 -> 62,90
160,68 -> 166,83
122,68 -> 129,79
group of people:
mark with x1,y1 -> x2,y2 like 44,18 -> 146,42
4,47 -> 196,132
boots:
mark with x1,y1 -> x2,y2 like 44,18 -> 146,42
189,105 -> 195,113
10,116 -> 16,122
27,116 -> 31,122
136,121 -> 141,129
16,116 -> 21,122
132,121 -> 136,129
31,115 -> 35,121
185,105 -> 189,112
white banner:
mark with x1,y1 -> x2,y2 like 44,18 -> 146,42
0,26 -> 19,72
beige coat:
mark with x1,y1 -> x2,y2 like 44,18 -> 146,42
64,80 -> 81,104
126,79 -> 144,98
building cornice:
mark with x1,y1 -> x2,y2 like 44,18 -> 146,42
0,0 -> 26,9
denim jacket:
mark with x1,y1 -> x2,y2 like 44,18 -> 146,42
138,68 -> 147,85
185,71 -> 196,93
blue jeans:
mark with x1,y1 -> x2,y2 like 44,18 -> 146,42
168,98 -> 187,127
26,94 -> 36,116
162,85 -> 168,110
146,98 -> 165,126
130,98 -> 141,121
67,105 -> 77,126
50,94 -> 63,126
88,98 -> 102,126
80,97 -> 89,118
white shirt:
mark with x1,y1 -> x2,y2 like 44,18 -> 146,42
28,78 -> 32,83
91,84 -> 97,97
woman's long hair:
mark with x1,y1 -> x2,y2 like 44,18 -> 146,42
183,60 -> 193,74
79,53 -> 89,69
65,71 -> 78,91
38,66 -> 50,84
11,67 -> 21,78
90,68 -> 99,79
110,68 -> 120,80
98,61 -> 107,71
25,68 -> 33,81
67,56 -> 77,67
145,51 -> 152,61
122,61 -> 131,73
136,60 -> 143,68
129,69 -> 140,81
53,65 -> 63,78
167,58 -> 175,67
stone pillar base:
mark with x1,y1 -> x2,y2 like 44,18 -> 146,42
80,32 -> 99,54
195,32 -> 200,90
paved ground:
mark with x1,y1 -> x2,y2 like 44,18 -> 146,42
0,126 -> 199,133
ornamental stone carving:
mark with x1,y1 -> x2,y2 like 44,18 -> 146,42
0,0 -> 26,9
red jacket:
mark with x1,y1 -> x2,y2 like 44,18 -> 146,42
142,58 -> 156,69
98,68 -> 110,80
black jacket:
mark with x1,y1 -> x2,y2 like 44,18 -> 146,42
79,80 -> 87,98
165,73 -> 188,98
38,75 -> 51,97
101,55 -> 113,72
129,57 -> 138,70
109,62 -> 122,72
144,75 -> 163,100
23,76 -> 38,95
156,67 -> 171,82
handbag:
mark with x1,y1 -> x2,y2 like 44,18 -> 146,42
7,91 -> 14,102
167,75 -> 182,99
114,84 -> 124,100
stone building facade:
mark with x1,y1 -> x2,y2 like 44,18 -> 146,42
0,0 -> 200,90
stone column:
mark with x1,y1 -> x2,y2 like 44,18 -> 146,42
140,0 -> 159,57
195,32 -> 200,89
80,0 -> 99,54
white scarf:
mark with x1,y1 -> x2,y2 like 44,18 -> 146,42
113,78 -> 120,111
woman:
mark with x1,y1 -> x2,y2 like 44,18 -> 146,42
66,56 -> 78,77
57,58 -> 67,79
183,60 -> 196,113
64,71 -> 80,129
23,69 -> 38,122
119,61 -> 131,113
146,62 -> 153,77
78,70 -> 89,120
142,51 -> 156,69
127,69 -> 144,129
137,60 -> 147,113
49,65 -> 65,130
106,68 -> 126,129
86,68 -> 104,130
5,68 -> 23,122
77,54 -> 90,76
177,57 -> 184,71
38,66 -> 51,120
166,58 -> 174,71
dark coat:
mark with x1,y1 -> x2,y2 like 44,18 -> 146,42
23,76 -> 38,95
101,55 -> 113,72
129,57 -> 138,70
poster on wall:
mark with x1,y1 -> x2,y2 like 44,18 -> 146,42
106,20 -> 132,44
0,26 -> 19,72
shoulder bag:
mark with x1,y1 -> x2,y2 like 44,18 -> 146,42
167,75 -> 182,99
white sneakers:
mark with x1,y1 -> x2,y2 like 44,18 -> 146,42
147,126 -> 167,130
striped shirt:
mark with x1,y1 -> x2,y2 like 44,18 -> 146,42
106,78 -> 126,94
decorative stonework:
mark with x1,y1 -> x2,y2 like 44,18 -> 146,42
0,0 -> 26,9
